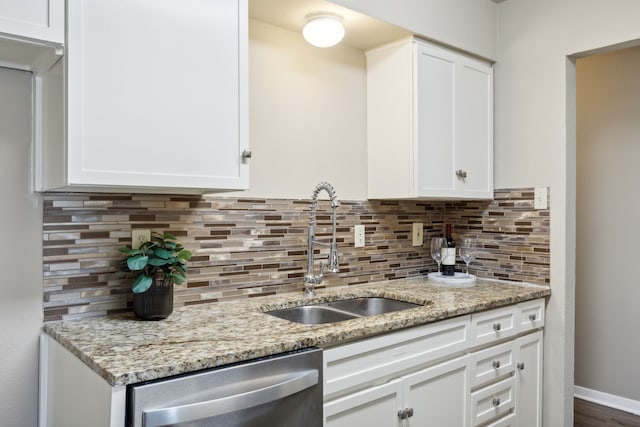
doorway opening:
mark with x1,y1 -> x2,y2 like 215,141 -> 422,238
573,44 -> 640,418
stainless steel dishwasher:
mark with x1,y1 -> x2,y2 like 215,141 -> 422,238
127,348 -> 322,427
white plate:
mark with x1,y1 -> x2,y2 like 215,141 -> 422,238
427,272 -> 476,287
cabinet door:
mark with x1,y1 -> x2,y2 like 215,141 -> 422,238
455,57 -> 493,198
416,43 -> 457,197
0,0 -> 63,43
515,330 -> 543,427
66,0 -> 249,191
403,355 -> 470,427
324,379 -> 402,427
415,42 -> 493,199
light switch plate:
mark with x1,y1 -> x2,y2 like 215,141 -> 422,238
131,229 -> 151,249
354,225 -> 365,248
412,223 -> 423,246
534,187 -> 548,210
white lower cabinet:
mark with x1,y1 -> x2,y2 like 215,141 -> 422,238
325,356 -> 469,427
325,379 -> 403,427
515,330 -> 544,427
41,298 -> 545,427
486,412 -> 516,427
403,355 -> 470,426
323,298 -> 545,427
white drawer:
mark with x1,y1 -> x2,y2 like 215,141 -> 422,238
469,340 -> 516,388
486,412 -> 516,427
517,298 -> 545,333
323,315 -> 470,399
470,376 -> 516,426
470,305 -> 517,347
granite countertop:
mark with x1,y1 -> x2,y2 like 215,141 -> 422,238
43,276 -> 551,387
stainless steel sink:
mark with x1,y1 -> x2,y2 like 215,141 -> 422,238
325,297 -> 420,316
267,305 -> 359,325
265,297 -> 421,325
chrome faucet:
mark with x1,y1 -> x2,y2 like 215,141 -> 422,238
304,182 -> 340,298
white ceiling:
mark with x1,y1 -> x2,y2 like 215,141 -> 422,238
249,0 -> 411,51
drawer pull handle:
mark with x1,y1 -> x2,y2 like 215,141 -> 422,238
492,360 -> 501,369
493,322 -> 501,331
517,362 -> 525,370
493,398 -> 501,407
529,313 -> 537,321
397,408 -> 414,419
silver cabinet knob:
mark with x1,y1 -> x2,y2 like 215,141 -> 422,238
455,169 -> 468,179
493,322 -> 501,331
493,398 -> 501,407
529,313 -> 537,321
242,149 -> 252,159
517,362 -> 525,370
397,408 -> 414,419
492,360 -> 501,369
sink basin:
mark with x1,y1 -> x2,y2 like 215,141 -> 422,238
325,297 -> 421,316
267,305 -> 359,325
265,297 -> 422,325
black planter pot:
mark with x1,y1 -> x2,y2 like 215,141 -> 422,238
133,276 -> 174,320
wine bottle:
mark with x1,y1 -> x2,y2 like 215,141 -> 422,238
441,224 -> 456,276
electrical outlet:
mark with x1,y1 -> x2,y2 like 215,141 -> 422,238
412,223 -> 423,246
534,187 -> 548,210
354,225 -> 365,248
131,229 -> 151,249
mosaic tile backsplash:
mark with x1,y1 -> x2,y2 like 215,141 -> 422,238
42,188 -> 550,322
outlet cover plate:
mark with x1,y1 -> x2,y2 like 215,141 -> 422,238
534,187 -> 548,210
132,229 -> 151,249
354,225 -> 365,248
412,223 -> 423,246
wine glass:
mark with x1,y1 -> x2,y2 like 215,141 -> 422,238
430,237 -> 446,275
459,237 -> 477,277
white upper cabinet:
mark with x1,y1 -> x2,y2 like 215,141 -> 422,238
0,0 -> 63,43
367,38 -> 493,200
0,0 -> 63,70
36,0 -> 249,193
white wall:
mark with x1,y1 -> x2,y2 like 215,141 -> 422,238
228,19 -> 367,200
0,67 -> 43,426
575,46 -> 640,402
329,0 -> 497,61
495,0 -> 640,425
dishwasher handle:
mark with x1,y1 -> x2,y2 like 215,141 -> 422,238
142,369 -> 319,427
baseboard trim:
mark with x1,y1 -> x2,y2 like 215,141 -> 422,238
574,385 -> 640,416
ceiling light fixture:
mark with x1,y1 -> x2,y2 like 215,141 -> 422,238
303,13 -> 345,48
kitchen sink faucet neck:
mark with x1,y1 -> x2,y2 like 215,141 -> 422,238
304,182 -> 340,298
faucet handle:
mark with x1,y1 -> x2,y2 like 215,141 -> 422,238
327,243 -> 340,273
317,262 -> 326,283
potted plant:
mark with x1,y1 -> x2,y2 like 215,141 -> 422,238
119,231 -> 192,320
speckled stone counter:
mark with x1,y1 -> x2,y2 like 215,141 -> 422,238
43,276 -> 550,387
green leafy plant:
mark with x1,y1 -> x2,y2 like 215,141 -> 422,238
119,232 -> 192,294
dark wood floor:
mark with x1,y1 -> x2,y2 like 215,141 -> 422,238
575,398 -> 640,426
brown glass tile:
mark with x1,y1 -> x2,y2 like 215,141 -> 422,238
41,188 -> 550,322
